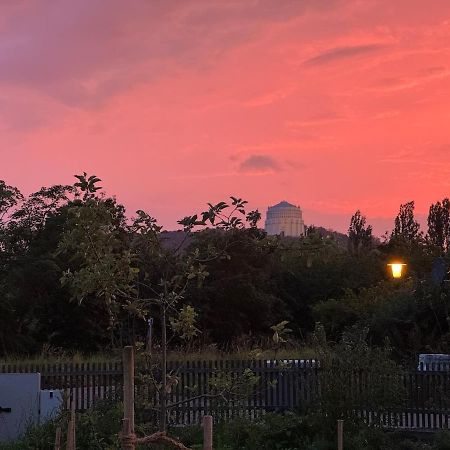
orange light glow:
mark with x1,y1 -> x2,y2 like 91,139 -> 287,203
388,263 -> 407,279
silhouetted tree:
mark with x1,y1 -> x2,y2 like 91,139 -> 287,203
392,201 -> 421,243
348,210 -> 372,254
427,198 -> 450,252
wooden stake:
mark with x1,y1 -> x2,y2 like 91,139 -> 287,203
122,346 -> 135,450
54,426 -> 61,450
203,415 -> 213,450
66,420 -> 73,450
71,399 -> 76,450
337,419 -> 343,450
121,418 -> 135,450
123,346 -> 135,431
66,398 -> 76,450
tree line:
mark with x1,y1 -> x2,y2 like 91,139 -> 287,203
0,175 -> 449,358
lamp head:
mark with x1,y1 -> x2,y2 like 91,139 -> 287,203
387,262 -> 407,279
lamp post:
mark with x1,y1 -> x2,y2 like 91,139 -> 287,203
387,262 -> 407,279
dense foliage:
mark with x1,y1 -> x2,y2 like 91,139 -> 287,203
1,175 -> 450,358
3,403 -> 450,450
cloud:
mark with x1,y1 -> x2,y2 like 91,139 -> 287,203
372,66 -> 450,92
303,44 -> 387,66
0,1 -> 182,108
380,143 -> 450,164
238,154 -> 281,173
0,0 -> 333,110
242,85 -> 297,107
287,112 -> 345,129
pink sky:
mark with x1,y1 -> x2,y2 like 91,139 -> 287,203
1,0 -> 450,235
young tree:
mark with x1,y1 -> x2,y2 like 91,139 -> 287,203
392,201 -> 421,243
60,174 -> 262,432
58,175 -> 134,345
348,210 -> 373,255
427,198 -> 450,253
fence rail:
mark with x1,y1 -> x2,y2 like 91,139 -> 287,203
1,359 -> 449,430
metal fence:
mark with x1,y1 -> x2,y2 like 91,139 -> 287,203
1,359 -> 449,430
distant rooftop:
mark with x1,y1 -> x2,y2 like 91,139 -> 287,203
269,201 -> 298,209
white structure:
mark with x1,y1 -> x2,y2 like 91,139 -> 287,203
418,354 -> 450,371
0,373 -> 62,442
265,201 -> 305,237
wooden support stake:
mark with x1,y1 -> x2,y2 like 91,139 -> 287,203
123,346 -> 135,431
203,415 -> 213,450
71,399 -> 76,450
66,420 -> 73,450
66,398 -> 76,450
337,419 -> 343,450
67,418 -> 75,450
54,426 -> 61,450
122,346 -> 135,450
121,418 -> 135,450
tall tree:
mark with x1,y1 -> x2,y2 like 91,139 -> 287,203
0,180 -> 23,220
348,210 -> 373,254
0,180 -> 23,254
427,198 -> 450,252
392,201 -> 421,243
0,181 -> 24,353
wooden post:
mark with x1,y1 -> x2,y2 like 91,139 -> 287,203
337,419 -> 343,450
203,415 -> 213,450
54,426 -> 61,450
66,420 -> 73,450
66,397 -> 76,450
122,346 -> 135,450
71,399 -> 76,450
121,418 -> 135,450
66,398 -> 76,450
123,346 -> 135,431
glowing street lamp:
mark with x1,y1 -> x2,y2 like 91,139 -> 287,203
387,262 -> 407,279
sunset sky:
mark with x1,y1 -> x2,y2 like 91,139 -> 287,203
1,0 -> 450,235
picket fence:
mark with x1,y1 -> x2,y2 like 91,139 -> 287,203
1,359 -> 449,430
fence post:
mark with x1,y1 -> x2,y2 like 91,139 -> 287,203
66,399 -> 76,450
121,418 -> 135,450
203,415 -> 213,450
66,422 -> 72,450
54,426 -> 61,450
121,346 -> 135,450
337,420 -> 343,450
123,346 -> 135,431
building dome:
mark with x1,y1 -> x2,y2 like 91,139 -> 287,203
265,201 -> 305,237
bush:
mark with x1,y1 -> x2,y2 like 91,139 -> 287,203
0,399 -> 122,450
434,431 -> 450,450
2,401 -> 449,450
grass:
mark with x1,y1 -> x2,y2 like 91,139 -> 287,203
0,344 -> 317,365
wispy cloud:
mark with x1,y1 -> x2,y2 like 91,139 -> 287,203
372,66 -> 450,92
379,143 -> 450,165
0,0 -> 330,110
303,44 -> 388,66
286,113 -> 346,129
242,85 -> 297,107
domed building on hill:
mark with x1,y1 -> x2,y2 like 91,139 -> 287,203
264,201 -> 305,237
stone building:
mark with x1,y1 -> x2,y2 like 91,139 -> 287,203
264,201 -> 305,237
